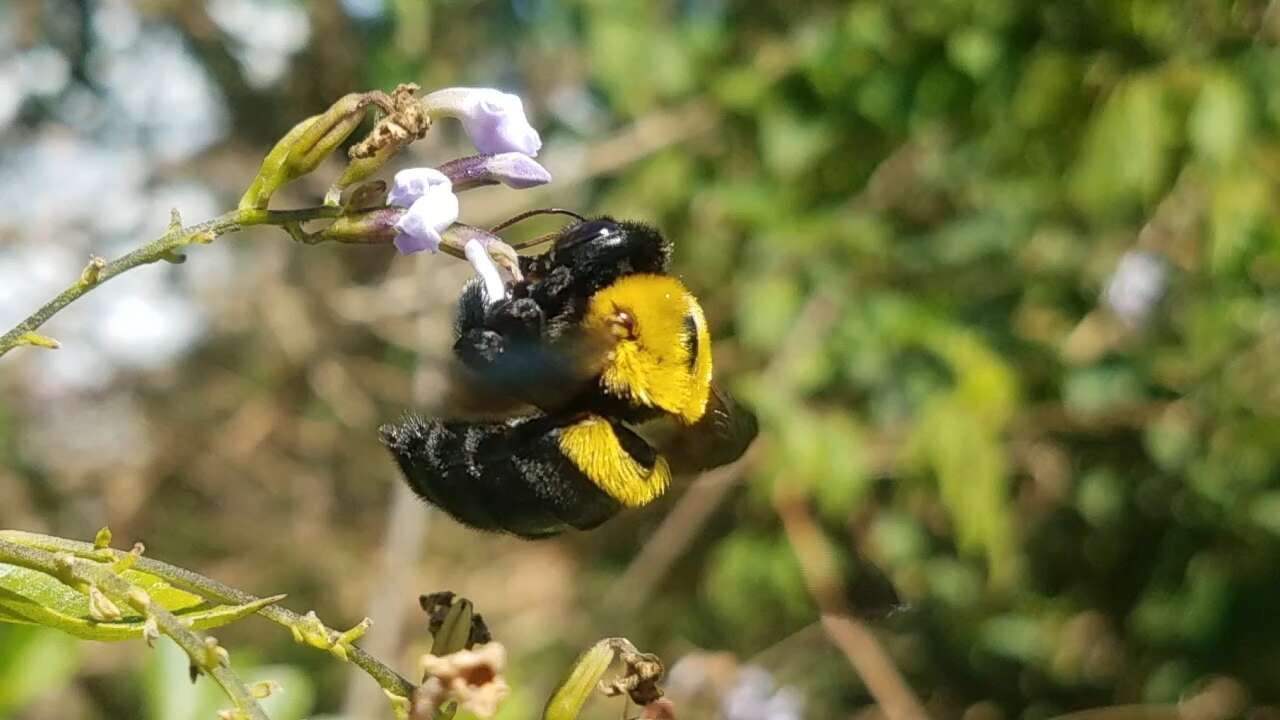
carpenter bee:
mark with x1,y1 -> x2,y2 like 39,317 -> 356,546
380,213 -> 757,538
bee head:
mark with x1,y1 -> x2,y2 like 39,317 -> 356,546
583,274 -> 712,424
542,218 -> 671,291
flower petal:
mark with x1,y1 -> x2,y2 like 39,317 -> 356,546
464,239 -> 507,304
392,188 -> 459,255
393,230 -> 439,255
423,88 -> 543,157
437,153 -> 552,191
388,167 -> 451,208
483,153 -> 552,189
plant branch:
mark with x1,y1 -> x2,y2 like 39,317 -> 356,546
774,496 -> 930,720
0,205 -> 345,359
0,530 -> 416,700
0,537 -> 269,720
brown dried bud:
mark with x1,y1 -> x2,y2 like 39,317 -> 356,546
412,642 -> 509,719
600,650 -> 665,706
350,83 -> 430,160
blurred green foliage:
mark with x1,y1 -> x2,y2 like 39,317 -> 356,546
4,0 -> 1280,718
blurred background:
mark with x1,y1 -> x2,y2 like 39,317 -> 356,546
3,0 -> 1280,718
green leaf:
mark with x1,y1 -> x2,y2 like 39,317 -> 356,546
1069,75 -> 1173,218
1189,73 -> 1250,165
542,640 -> 618,720
0,626 -> 81,715
146,638 -> 315,720
0,562 -> 282,641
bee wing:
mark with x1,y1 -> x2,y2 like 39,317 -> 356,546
448,325 -> 615,416
438,361 -> 538,420
654,383 -> 759,475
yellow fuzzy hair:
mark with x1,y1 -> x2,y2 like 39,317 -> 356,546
581,274 -> 713,424
558,416 -> 671,506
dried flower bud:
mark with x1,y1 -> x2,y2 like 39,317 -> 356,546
600,650 -> 665,706
423,87 -> 543,157
420,592 -> 492,651
544,639 -> 663,720
413,642 -> 510,719
349,83 -> 429,160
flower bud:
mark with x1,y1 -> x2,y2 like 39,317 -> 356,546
438,153 -> 552,191
239,91 -> 389,210
314,207 -> 404,245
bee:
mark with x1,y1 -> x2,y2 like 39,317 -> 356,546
380,213 -> 757,538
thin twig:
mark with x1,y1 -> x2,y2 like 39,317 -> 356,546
130,551 -> 417,699
0,538 -> 270,720
774,497 -> 930,720
604,453 -> 753,613
342,248 -> 444,718
0,205 -> 343,358
0,530 -> 416,700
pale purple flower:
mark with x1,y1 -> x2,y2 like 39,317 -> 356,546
464,238 -> 507,305
389,168 -> 458,255
1103,249 -> 1167,327
423,88 -> 543,157
388,167 -> 451,208
438,153 -> 552,191
720,666 -> 804,720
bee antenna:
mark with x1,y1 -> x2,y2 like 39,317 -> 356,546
489,208 -> 586,234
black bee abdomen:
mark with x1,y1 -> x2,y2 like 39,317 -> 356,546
379,414 -> 622,538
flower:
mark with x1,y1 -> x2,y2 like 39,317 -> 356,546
720,666 -> 804,720
438,152 -> 552,191
464,238 -> 508,305
388,168 -> 458,255
412,642 -> 510,719
423,87 -> 543,156
388,167 -> 450,208
1102,249 -> 1167,327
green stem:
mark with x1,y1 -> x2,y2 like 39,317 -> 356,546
134,554 -> 416,699
0,206 -> 344,359
0,530 -> 416,700
0,538 -> 269,720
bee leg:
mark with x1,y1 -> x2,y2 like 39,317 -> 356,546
486,297 -> 544,341
454,328 -> 506,366
455,280 -> 545,342
454,291 -> 552,397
